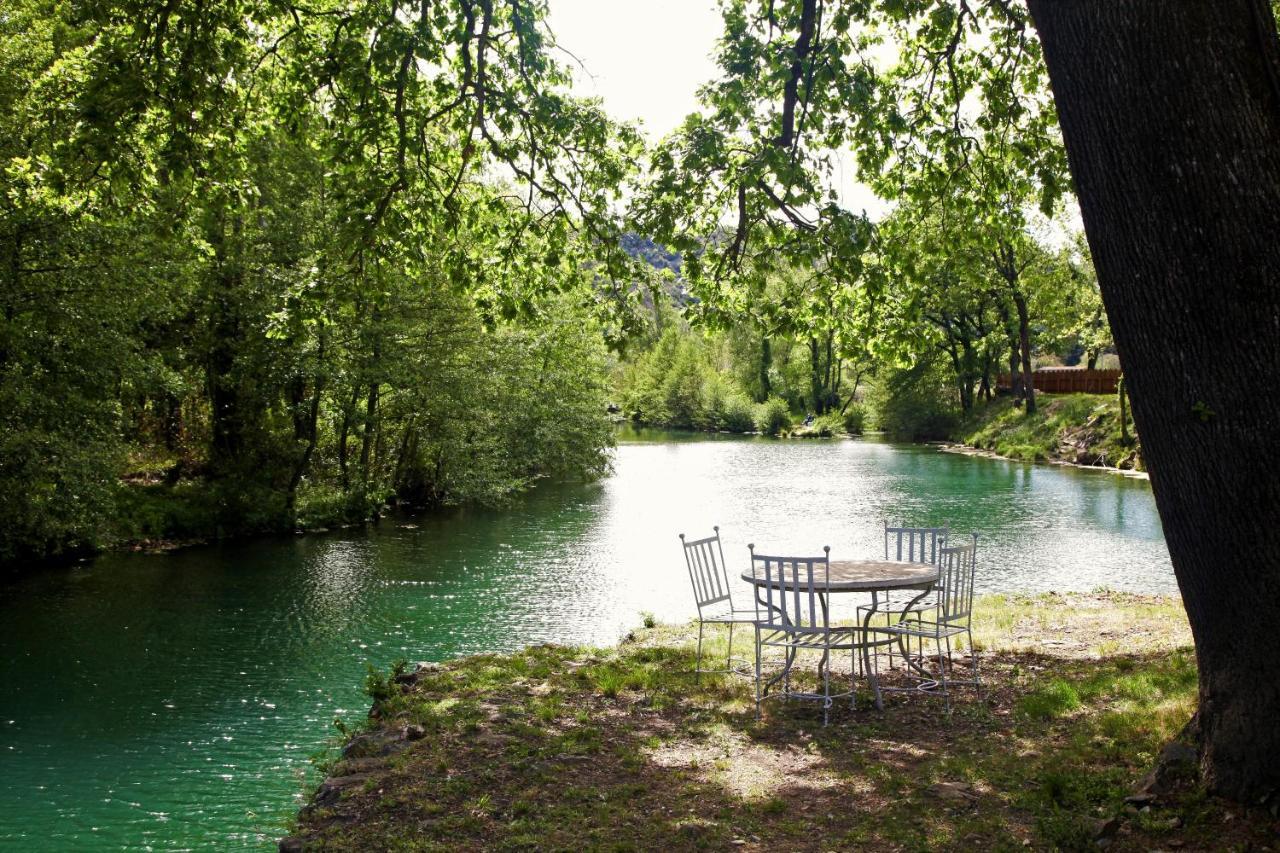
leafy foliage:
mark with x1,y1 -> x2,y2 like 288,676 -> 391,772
0,0 -> 639,562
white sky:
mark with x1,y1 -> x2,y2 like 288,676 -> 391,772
544,0 -> 724,140
542,1 -> 897,221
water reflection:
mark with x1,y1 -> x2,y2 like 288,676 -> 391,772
0,434 -> 1172,849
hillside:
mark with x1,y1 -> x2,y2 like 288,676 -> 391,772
955,394 -> 1142,471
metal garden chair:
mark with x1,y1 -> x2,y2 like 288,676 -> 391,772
750,545 -> 858,725
856,523 -> 949,669
679,527 -> 757,681
870,537 -> 982,711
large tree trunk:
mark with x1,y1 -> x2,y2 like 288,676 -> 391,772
1028,0 -> 1280,801
207,211 -> 247,474
1012,291 -> 1036,415
759,335 -> 772,401
285,323 -> 326,517
359,381 -> 379,488
808,337 -> 824,414
993,296 -> 1024,402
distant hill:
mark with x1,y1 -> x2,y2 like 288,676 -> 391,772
620,233 -> 681,275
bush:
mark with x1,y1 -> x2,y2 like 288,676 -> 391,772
295,484 -> 385,529
842,403 -> 867,435
721,393 -> 757,433
755,397 -> 792,436
112,481 -> 221,543
868,358 -> 961,441
811,413 -> 844,436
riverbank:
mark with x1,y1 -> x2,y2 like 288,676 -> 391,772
285,593 -> 1277,851
954,393 -> 1142,472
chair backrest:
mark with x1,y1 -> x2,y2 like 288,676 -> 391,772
884,522 -> 948,564
749,545 -> 832,634
680,527 -> 735,614
937,536 -> 978,623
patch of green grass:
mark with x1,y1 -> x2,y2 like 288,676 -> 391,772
958,393 -> 1139,468
292,595 -> 1279,853
1018,679 -> 1083,720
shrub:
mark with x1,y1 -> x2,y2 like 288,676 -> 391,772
842,403 -> 867,435
812,413 -> 845,436
295,484 -> 384,529
867,358 -> 960,440
364,659 -> 409,704
721,393 -> 758,433
755,397 -> 792,436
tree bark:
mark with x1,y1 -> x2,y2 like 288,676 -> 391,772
1028,0 -> 1280,801
993,296 -> 1024,402
285,323 -> 326,516
207,210 -> 247,474
759,335 -> 772,401
808,337 -> 824,414
1012,290 -> 1036,414
359,380 -> 379,488
338,383 -> 360,491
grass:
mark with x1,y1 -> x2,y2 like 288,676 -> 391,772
287,592 -> 1279,852
958,394 -> 1141,470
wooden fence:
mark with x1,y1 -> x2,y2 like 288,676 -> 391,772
997,368 -> 1121,395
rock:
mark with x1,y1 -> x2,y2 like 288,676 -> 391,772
1075,447 -> 1103,466
473,731 -> 511,749
1132,741 -> 1199,799
927,781 -> 976,802
332,756 -> 386,775
392,661 -> 442,690
342,730 -> 408,759
313,773 -> 371,807
1158,741 -> 1198,770
1093,816 -> 1121,839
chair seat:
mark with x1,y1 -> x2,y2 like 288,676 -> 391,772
875,618 -> 968,640
857,594 -> 938,616
757,625 -> 864,651
699,606 -> 758,625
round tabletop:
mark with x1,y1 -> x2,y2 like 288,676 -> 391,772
740,559 -> 938,592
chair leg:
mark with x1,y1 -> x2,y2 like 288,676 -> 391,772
822,643 -> 832,726
747,625 -> 757,717
695,621 -> 705,683
851,645 -> 858,709
727,621 -> 735,674
885,612 -> 895,671
940,634 -> 952,714
967,625 -> 983,698
865,640 -> 883,711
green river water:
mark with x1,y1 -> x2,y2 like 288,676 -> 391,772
0,432 -> 1173,850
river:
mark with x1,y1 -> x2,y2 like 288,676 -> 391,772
0,432 -> 1173,849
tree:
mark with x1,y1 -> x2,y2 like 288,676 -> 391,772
1026,0 -> 1280,800
0,0 -> 643,559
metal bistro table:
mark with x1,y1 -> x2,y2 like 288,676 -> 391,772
740,559 -> 939,710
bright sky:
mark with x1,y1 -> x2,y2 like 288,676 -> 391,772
542,0 -> 892,219
544,0 -> 724,140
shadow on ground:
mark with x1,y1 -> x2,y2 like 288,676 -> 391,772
287,595 -> 1278,852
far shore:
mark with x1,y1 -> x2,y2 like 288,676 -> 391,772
935,441 -> 1151,479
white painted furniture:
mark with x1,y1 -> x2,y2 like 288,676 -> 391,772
857,524 -> 949,669
679,527 -> 756,681
742,556 -> 940,720
871,538 -> 982,711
